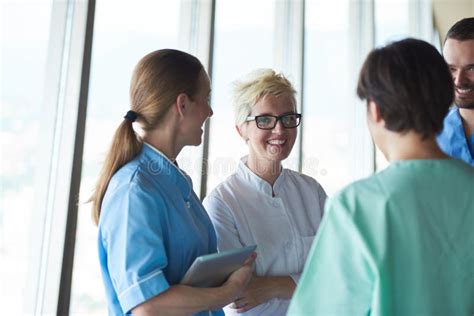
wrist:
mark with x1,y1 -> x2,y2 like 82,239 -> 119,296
221,279 -> 241,302
272,277 -> 295,299
205,284 -> 235,311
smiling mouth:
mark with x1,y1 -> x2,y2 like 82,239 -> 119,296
267,139 -> 286,145
455,87 -> 474,95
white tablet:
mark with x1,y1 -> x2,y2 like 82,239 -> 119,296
180,245 -> 257,288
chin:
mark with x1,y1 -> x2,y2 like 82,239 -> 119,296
269,152 -> 290,162
189,137 -> 202,146
455,100 -> 474,109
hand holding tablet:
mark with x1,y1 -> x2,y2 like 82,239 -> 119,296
180,245 -> 257,288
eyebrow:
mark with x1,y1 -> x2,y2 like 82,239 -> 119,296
447,63 -> 474,68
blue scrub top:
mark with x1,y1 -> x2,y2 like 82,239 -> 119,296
437,107 -> 474,166
98,143 -> 223,315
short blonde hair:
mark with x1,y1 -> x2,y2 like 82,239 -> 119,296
232,69 -> 297,125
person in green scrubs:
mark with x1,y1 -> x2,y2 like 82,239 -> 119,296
288,38 -> 474,316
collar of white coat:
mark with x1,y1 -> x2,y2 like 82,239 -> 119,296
142,142 -> 192,200
237,155 -> 287,197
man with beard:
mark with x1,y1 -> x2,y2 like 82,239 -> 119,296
438,17 -> 474,166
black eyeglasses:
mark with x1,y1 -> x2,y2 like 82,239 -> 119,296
245,113 -> 302,130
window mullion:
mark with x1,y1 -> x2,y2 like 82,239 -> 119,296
274,0 -> 305,172
178,0 -> 215,199
349,0 -> 376,177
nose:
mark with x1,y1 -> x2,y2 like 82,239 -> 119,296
453,69 -> 468,87
208,105 -> 213,118
272,119 -> 285,133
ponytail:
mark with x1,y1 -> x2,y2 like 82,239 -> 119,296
90,119 -> 142,225
90,49 -> 204,225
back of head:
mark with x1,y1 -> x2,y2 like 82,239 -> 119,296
91,49 -> 204,225
232,69 -> 296,126
130,49 -> 204,129
445,17 -> 474,42
357,38 -> 454,138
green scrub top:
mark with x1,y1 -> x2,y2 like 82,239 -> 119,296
288,159 -> 474,316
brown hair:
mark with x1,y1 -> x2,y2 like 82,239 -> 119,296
91,49 -> 204,225
357,38 -> 454,139
445,17 -> 474,42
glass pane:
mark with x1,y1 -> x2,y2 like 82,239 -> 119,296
375,0 -> 410,46
374,0 -> 410,170
206,0 -> 275,193
1,0 -> 53,313
70,1 -> 180,314
302,0 -> 354,194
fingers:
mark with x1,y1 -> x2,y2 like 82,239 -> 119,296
234,298 -> 255,313
230,297 -> 247,309
243,252 -> 257,266
236,305 -> 252,313
231,297 -> 253,313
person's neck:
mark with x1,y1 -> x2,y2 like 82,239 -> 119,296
382,131 -> 449,162
246,155 -> 282,186
143,127 -> 182,162
459,108 -> 474,136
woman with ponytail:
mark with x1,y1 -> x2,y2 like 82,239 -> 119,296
91,49 -> 255,316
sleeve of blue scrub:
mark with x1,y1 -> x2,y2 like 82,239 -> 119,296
287,194 -> 374,316
102,183 -> 171,314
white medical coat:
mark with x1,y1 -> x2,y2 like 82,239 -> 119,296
203,157 -> 327,316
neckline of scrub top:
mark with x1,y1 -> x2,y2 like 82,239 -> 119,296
143,142 -> 192,200
237,156 -> 287,197
388,158 -> 461,169
469,134 -> 474,157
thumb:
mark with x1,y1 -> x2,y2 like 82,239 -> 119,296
243,252 -> 257,266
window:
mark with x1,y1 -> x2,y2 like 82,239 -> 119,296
206,0 -> 276,193
374,0 -> 410,171
302,0 -> 358,194
70,1 -> 180,314
1,1 -> 54,313
375,0 -> 410,46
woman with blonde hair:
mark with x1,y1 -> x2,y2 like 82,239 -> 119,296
91,49 -> 254,316
203,69 -> 327,315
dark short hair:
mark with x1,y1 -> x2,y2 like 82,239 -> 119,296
446,17 -> 474,41
357,38 -> 454,138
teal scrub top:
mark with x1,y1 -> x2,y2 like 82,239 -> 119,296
288,159 -> 474,316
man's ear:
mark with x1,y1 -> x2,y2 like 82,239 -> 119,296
367,100 -> 383,124
175,93 -> 188,117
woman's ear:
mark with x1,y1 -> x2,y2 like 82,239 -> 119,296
175,93 -> 188,117
236,124 -> 249,143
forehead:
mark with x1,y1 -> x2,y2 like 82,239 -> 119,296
251,93 -> 296,114
443,38 -> 474,66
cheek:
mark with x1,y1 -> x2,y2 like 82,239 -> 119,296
468,72 -> 474,82
288,129 -> 297,143
248,131 -> 269,147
